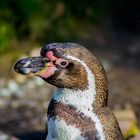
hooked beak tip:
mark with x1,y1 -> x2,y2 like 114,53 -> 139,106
14,56 -> 46,75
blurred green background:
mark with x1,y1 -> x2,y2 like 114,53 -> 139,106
0,0 -> 102,54
0,0 -> 140,140
0,0 -> 139,54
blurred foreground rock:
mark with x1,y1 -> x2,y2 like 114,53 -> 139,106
0,76 -> 54,135
129,134 -> 140,140
114,108 -> 140,139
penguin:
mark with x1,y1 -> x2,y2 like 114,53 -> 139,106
14,43 -> 124,140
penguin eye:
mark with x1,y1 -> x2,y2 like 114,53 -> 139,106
57,60 -> 68,68
54,59 -> 68,68
60,61 -> 67,66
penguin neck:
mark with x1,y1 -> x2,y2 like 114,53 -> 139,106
53,87 -> 107,112
52,73 -> 106,140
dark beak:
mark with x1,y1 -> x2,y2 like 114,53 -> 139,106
14,56 -> 47,75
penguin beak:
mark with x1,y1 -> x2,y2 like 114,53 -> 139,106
14,56 -> 49,75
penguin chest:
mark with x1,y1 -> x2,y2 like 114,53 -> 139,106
47,117 -> 85,140
47,100 -> 102,140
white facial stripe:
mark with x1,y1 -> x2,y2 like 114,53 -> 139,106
67,55 -> 96,101
52,55 -> 105,140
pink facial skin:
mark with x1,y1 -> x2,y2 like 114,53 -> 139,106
46,51 -> 58,61
39,51 -> 59,78
39,63 -> 57,78
39,50 -> 68,79
46,51 -> 67,66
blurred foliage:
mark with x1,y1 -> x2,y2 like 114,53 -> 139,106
0,0 -> 140,54
0,0 -> 102,54
124,122 -> 140,140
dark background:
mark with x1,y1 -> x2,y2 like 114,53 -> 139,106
0,0 -> 140,139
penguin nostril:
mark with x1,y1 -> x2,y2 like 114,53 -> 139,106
21,59 -> 27,64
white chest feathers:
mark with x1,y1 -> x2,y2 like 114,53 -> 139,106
47,56 -> 105,140
47,118 -> 85,140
